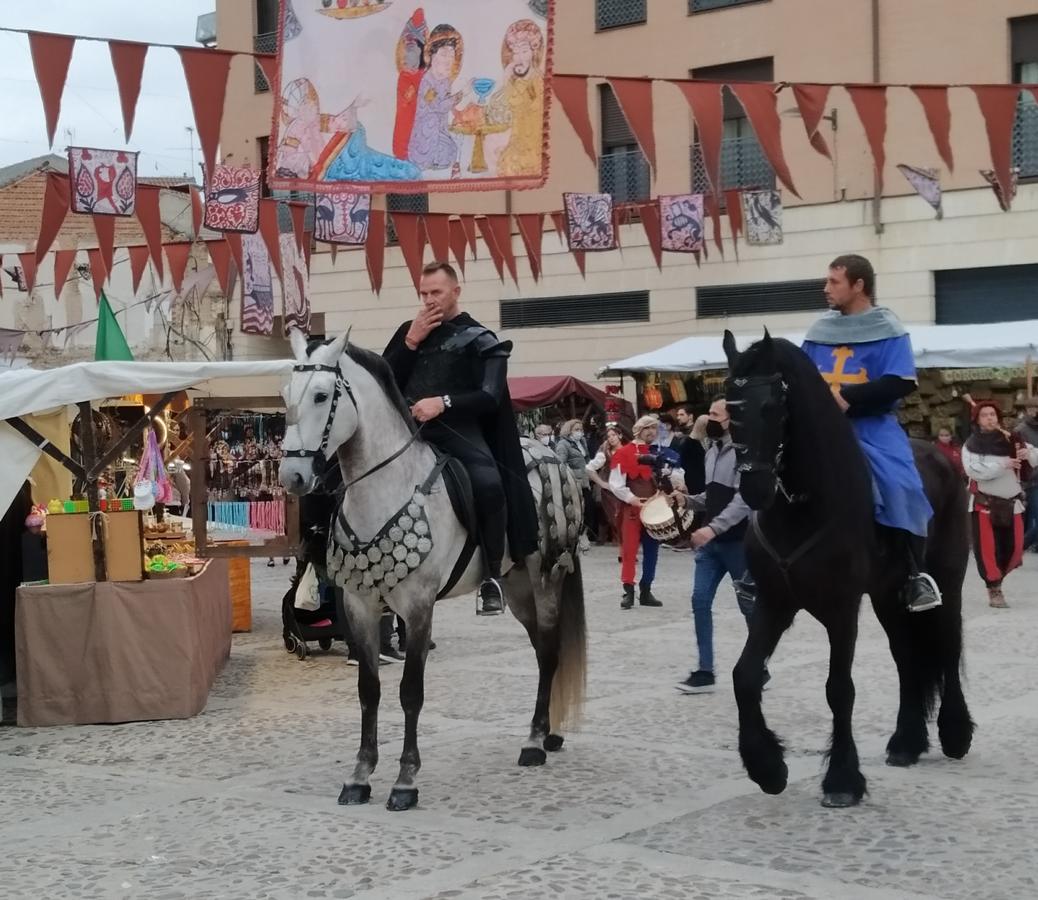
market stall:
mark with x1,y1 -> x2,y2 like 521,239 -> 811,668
0,359 -> 294,727
508,375 -> 635,435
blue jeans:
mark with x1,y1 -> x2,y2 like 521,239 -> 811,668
1025,486 -> 1038,550
691,539 -> 752,674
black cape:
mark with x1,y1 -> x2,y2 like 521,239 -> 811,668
383,314 -> 539,562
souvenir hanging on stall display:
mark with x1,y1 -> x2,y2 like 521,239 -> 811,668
134,426 -> 173,511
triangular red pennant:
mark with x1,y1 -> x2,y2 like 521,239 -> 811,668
259,199 -> 284,284
86,248 -> 107,300
608,78 -> 657,176
424,213 -> 451,265
328,243 -> 338,267
847,86 -> 888,191
553,75 -> 597,166
730,83 -> 800,197
725,190 -> 743,259
515,214 -> 545,282
289,201 -> 308,252
460,215 -> 478,258
28,32 -> 76,148
486,215 -> 518,286
704,194 -> 724,258
792,84 -> 832,159
35,172 -> 70,263
53,249 -> 77,301
391,213 -> 426,293
135,185 -> 165,279
128,244 -> 151,295
224,232 -> 244,282
17,252 -> 38,295
638,202 -> 663,271
302,229 -> 313,272
476,217 -> 506,283
206,240 -> 234,297
365,209 -> 386,295
165,242 -> 193,295
448,217 -> 468,277
551,211 -> 566,243
177,48 -> 234,181
677,82 -> 725,197
573,249 -> 586,278
108,41 -> 148,143
972,86 -> 1022,206
189,186 -> 204,238
256,54 -> 278,92
911,86 -> 954,173
92,215 -> 116,279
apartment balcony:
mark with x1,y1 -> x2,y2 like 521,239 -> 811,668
599,149 -> 651,204
692,134 -> 775,202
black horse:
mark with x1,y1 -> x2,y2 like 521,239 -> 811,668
723,331 -> 974,808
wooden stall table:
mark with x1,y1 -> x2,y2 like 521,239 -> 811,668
14,560 -> 231,727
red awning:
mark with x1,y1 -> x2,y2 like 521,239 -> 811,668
508,375 -> 634,419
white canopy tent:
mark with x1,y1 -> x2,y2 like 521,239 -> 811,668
0,360 -> 294,516
600,320 -> 1038,376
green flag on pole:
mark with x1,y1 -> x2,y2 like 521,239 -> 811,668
95,291 -> 134,361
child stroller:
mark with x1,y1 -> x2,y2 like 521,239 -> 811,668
282,562 -> 349,660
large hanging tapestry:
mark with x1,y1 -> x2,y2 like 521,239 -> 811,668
269,0 -> 554,194
279,233 -> 311,335
741,189 -> 784,246
563,192 -> 616,251
241,232 -> 275,336
203,164 -> 261,233
314,191 -> 371,245
659,194 -> 704,253
68,147 -> 138,216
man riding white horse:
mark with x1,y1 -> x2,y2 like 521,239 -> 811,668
383,261 -> 539,615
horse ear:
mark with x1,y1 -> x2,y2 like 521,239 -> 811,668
325,330 -> 350,360
288,327 -> 308,361
722,330 -> 739,366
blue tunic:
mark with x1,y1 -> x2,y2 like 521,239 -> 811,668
802,335 -> 933,537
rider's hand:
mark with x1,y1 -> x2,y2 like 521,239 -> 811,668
691,526 -> 715,548
411,397 -> 446,423
833,390 -> 850,413
405,306 -> 443,350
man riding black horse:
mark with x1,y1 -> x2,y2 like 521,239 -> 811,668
383,261 -> 538,616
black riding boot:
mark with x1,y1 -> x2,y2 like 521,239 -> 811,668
638,582 -> 662,607
900,531 -> 942,613
620,583 -> 635,610
478,559 -> 505,616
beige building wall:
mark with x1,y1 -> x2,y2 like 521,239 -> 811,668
217,0 -> 1038,383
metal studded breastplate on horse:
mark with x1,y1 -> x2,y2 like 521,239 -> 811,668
402,323 -> 487,404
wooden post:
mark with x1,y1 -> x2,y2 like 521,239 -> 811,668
78,401 -> 107,582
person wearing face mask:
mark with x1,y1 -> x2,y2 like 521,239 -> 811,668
608,416 -> 664,610
555,419 -> 593,535
533,423 -> 556,449
675,398 -> 762,695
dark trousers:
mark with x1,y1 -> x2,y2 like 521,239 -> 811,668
424,422 -> 506,574
972,507 -> 1024,588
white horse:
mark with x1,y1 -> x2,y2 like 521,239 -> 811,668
279,330 -> 587,811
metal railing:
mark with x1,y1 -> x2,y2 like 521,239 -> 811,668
692,134 -> 775,199
690,0 -> 763,11
596,0 -> 647,30
254,32 -> 277,92
599,149 -> 651,203
1013,100 -> 1038,180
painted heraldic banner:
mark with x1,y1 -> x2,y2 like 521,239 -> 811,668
270,0 -> 554,194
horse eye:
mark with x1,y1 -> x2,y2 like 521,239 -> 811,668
314,392 -> 329,404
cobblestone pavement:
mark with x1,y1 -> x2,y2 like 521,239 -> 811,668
2,547 -> 1037,899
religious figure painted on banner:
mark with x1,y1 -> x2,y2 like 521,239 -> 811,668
393,9 -> 429,160
275,78 -> 420,184
269,0 -> 554,193
408,24 -> 466,174
314,192 -> 371,245
484,19 -> 545,178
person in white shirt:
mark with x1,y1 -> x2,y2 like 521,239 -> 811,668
586,424 -> 624,546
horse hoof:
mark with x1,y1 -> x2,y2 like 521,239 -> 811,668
543,734 -> 564,752
386,787 -> 418,811
338,783 -> 371,805
518,747 -> 547,767
821,792 -> 861,809
886,750 -> 920,768
747,760 -> 787,795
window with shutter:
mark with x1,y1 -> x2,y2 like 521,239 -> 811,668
1012,17 -> 1038,180
501,291 -> 650,329
696,279 -> 828,318
386,193 -> 429,244
598,86 -> 650,203
254,0 -> 279,91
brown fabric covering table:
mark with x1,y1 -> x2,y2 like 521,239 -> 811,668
14,560 -> 231,727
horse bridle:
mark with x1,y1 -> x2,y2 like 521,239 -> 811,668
283,362 -> 358,462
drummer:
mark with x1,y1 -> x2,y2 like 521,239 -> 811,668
607,415 -> 681,610
674,398 -> 762,696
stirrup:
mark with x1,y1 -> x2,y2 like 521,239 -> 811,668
477,578 -> 505,616
905,572 -> 942,613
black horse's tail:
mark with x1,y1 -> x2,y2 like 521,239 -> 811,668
550,553 -> 587,731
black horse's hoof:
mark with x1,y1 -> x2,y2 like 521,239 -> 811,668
338,783 -> 371,805
821,791 -> 861,808
386,787 -> 419,811
543,734 -> 565,752
886,750 -> 920,768
746,759 -> 787,795
518,747 -> 547,767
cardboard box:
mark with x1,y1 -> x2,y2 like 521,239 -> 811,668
104,510 -> 144,582
44,513 -> 95,585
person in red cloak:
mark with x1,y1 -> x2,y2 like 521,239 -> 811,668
393,9 -> 428,160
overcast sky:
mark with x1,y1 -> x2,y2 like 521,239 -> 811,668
0,1 -> 221,176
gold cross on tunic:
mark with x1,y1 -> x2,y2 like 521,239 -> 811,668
821,346 -> 869,395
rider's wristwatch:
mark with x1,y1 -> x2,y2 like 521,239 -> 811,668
442,395 -> 452,410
